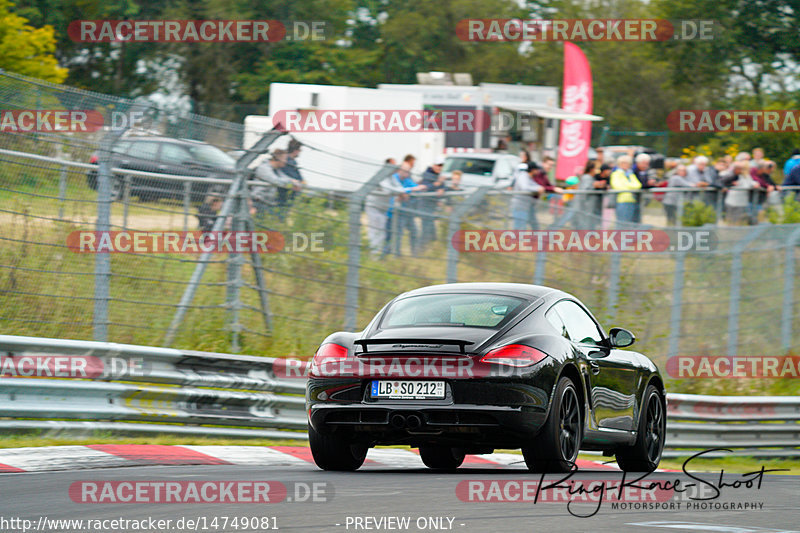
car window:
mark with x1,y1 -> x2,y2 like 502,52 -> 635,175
381,293 -> 527,329
111,142 -> 130,154
442,158 -> 495,176
552,300 -> 604,345
184,143 -> 236,169
127,142 -> 160,160
160,143 -> 192,165
545,308 -> 569,339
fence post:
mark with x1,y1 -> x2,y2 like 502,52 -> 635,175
122,174 -> 131,229
533,204 -> 576,285
58,164 -> 67,220
781,227 -> 800,352
183,181 -> 192,232
445,187 -> 490,283
667,251 -> 687,359
343,164 -> 397,331
93,107 -> 134,342
606,252 -> 621,323
225,188 -> 247,353
676,191 -> 685,227
164,129 -> 285,346
727,225 -> 768,357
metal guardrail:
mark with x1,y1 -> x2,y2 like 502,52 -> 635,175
664,393 -> 800,458
0,335 -> 308,440
1,335 -> 799,456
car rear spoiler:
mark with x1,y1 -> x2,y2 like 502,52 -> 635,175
353,338 -> 474,354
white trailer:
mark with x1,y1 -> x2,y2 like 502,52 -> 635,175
243,83 -> 445,191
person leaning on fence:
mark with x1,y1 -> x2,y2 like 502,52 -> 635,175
783,148 -> 800,177
418,157 -> 447,248
575,160 -> 609,228
662,164 -> 698,226
274,140 -> 305,220
510,161 -> 545,230
720,161 -> 757,225
384,162 -> 426,256
610,155 -> 642,224
750,159 -> 781,216
251,149 -> 296,222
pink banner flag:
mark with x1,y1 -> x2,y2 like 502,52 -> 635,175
555,42 -> 593,180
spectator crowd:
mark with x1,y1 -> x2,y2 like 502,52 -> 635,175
197,140 -> 800,255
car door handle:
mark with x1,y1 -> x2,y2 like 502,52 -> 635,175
589,361 -> 600,374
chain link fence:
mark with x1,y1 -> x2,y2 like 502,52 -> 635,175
1,70 -> 799,389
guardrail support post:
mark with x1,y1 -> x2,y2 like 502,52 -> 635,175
446,187 -> 490,283
781,227 -> 800,351
727,225 -> 768,357
343,164 -> 397,331
165,130 -> 285,346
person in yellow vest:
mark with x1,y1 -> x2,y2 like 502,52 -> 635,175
610,155 -> 643,223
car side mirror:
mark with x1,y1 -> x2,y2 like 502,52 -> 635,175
608,327 -> 635,348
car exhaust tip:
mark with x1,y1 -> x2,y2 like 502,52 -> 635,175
406,414 -> 423,430
390,414 -> 407,429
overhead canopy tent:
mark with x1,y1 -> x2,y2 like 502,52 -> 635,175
493,101 -> 604,122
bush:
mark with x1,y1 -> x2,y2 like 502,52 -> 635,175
766,193 -> 800,224
681,199 -> 717,226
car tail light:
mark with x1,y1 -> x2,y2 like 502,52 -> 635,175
312,343 -> 348,367
479,344 -> 548,367
89,154 -> 98,164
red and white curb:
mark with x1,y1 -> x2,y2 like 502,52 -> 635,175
0,445 -> 621,473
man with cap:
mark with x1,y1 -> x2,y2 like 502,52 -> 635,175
418,157 -> 447,248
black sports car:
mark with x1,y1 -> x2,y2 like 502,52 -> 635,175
306,283 -> 666,473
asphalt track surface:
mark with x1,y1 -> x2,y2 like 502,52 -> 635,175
1,449 -> 798,533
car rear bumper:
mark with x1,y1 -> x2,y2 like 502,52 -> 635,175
307,377 -> 551,448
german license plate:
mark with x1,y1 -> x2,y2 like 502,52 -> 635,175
370,380 -> 445,399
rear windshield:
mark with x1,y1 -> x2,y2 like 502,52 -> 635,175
381,293 -> 527,329
442,158 -> 495,176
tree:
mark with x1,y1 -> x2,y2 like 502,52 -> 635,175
0,0 -> 66,82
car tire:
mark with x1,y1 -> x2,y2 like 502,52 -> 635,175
615,384 -> 665,472
522,376 -> 582,473
308,424 -> 367,471
419,446 -> 465,471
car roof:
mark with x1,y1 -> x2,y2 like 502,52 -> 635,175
123,136 -> 210,146
396,282 -> 563,300
444,153 -> 518,161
